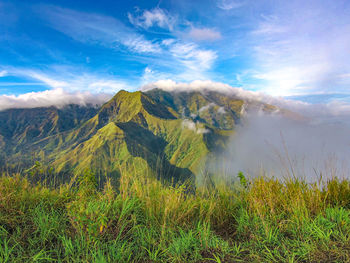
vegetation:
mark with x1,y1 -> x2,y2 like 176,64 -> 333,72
0,89 -> 282,179
0,89 -> 346,262
1,169 -> 350,262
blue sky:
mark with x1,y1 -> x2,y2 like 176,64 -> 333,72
1,0 -> 350,106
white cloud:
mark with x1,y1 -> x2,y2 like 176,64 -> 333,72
199,103 -> 216,113
217,0 -> 245,10
141,79 -> 350,123
252,66 -> 325,97
198,103 -> 227,115
252,22 -> 287,35
4,67 -> 130,94
128,8 -> 176,31
0,88 -> 111,111
142,79 -> 263,100
0,67 -> 131,110
213,113 -> 350,182
218,107 -> 226,114
142,80 -> 293,115
322,100 -> 350,118
28,71 -> 70,89
35,6 -> 219,83
0,82 -> 46,86
0,70 -> 7,77
144,67 -> 152,74
161,39 -> 176,46
196,127 -> 210,134
248,0 -> 350,96
141,66 -> 172,85
168,42 -> 217,72
39,6 -> 160,54
136,40 -> 218,82
123,36 -> 161,53
188,27 -> 222,41
338,73 -> 350,78
182,119 -> 210,134
87,80 -> 127,93
182,119 -> 196,131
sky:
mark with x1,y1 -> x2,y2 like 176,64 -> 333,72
1,0 -> 350,109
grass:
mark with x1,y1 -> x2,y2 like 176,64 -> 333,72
1,170 -> 350,262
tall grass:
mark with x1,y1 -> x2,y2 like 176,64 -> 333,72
1,170 -> 350,262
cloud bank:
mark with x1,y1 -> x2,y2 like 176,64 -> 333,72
0,88 -> 111,111
142,80 -> 350,123
142,79 -> 258,97
207,113 -> 350,182
1,78 -> 349,127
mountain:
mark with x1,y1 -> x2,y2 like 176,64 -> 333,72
0,105 -> 98,168
0,89 -> 284,183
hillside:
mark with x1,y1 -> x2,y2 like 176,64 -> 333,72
0,89 -> 281,182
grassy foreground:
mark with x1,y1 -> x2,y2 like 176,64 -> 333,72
1,171 -> 350,262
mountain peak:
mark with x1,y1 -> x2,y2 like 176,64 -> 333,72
98,90 -> 177,126
0,89 -> 299,182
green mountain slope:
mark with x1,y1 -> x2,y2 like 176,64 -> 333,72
48,90 -> 216,183
0,89 -> 285,182
0,105 -> 98,168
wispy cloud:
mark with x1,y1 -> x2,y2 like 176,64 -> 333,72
252,66 -> 326,96
252,22 -> 287,35
247,0 -> 350,96
0,70 -> 7,77
217,0 -> 245,10
128,8 -> 176,31
3,67 -> 130,94
27,71 -> 70,89
38,6 -> 160,54
35,5 -> 217,82
30,4 -> 229,86
140,66 -> 173,85
187,27 -> 222,41
138,40 -> 218,81
0,82 -> 46,86
168,41 -> 217,73
3,0 -> 350,105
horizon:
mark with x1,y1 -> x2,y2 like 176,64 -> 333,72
1,0 -> 350,109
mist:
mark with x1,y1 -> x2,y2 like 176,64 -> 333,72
205,112 -> 350,184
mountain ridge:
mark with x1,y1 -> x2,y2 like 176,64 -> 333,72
0,88 -> 289,183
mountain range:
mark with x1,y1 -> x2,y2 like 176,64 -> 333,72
0,89 -> 283,183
